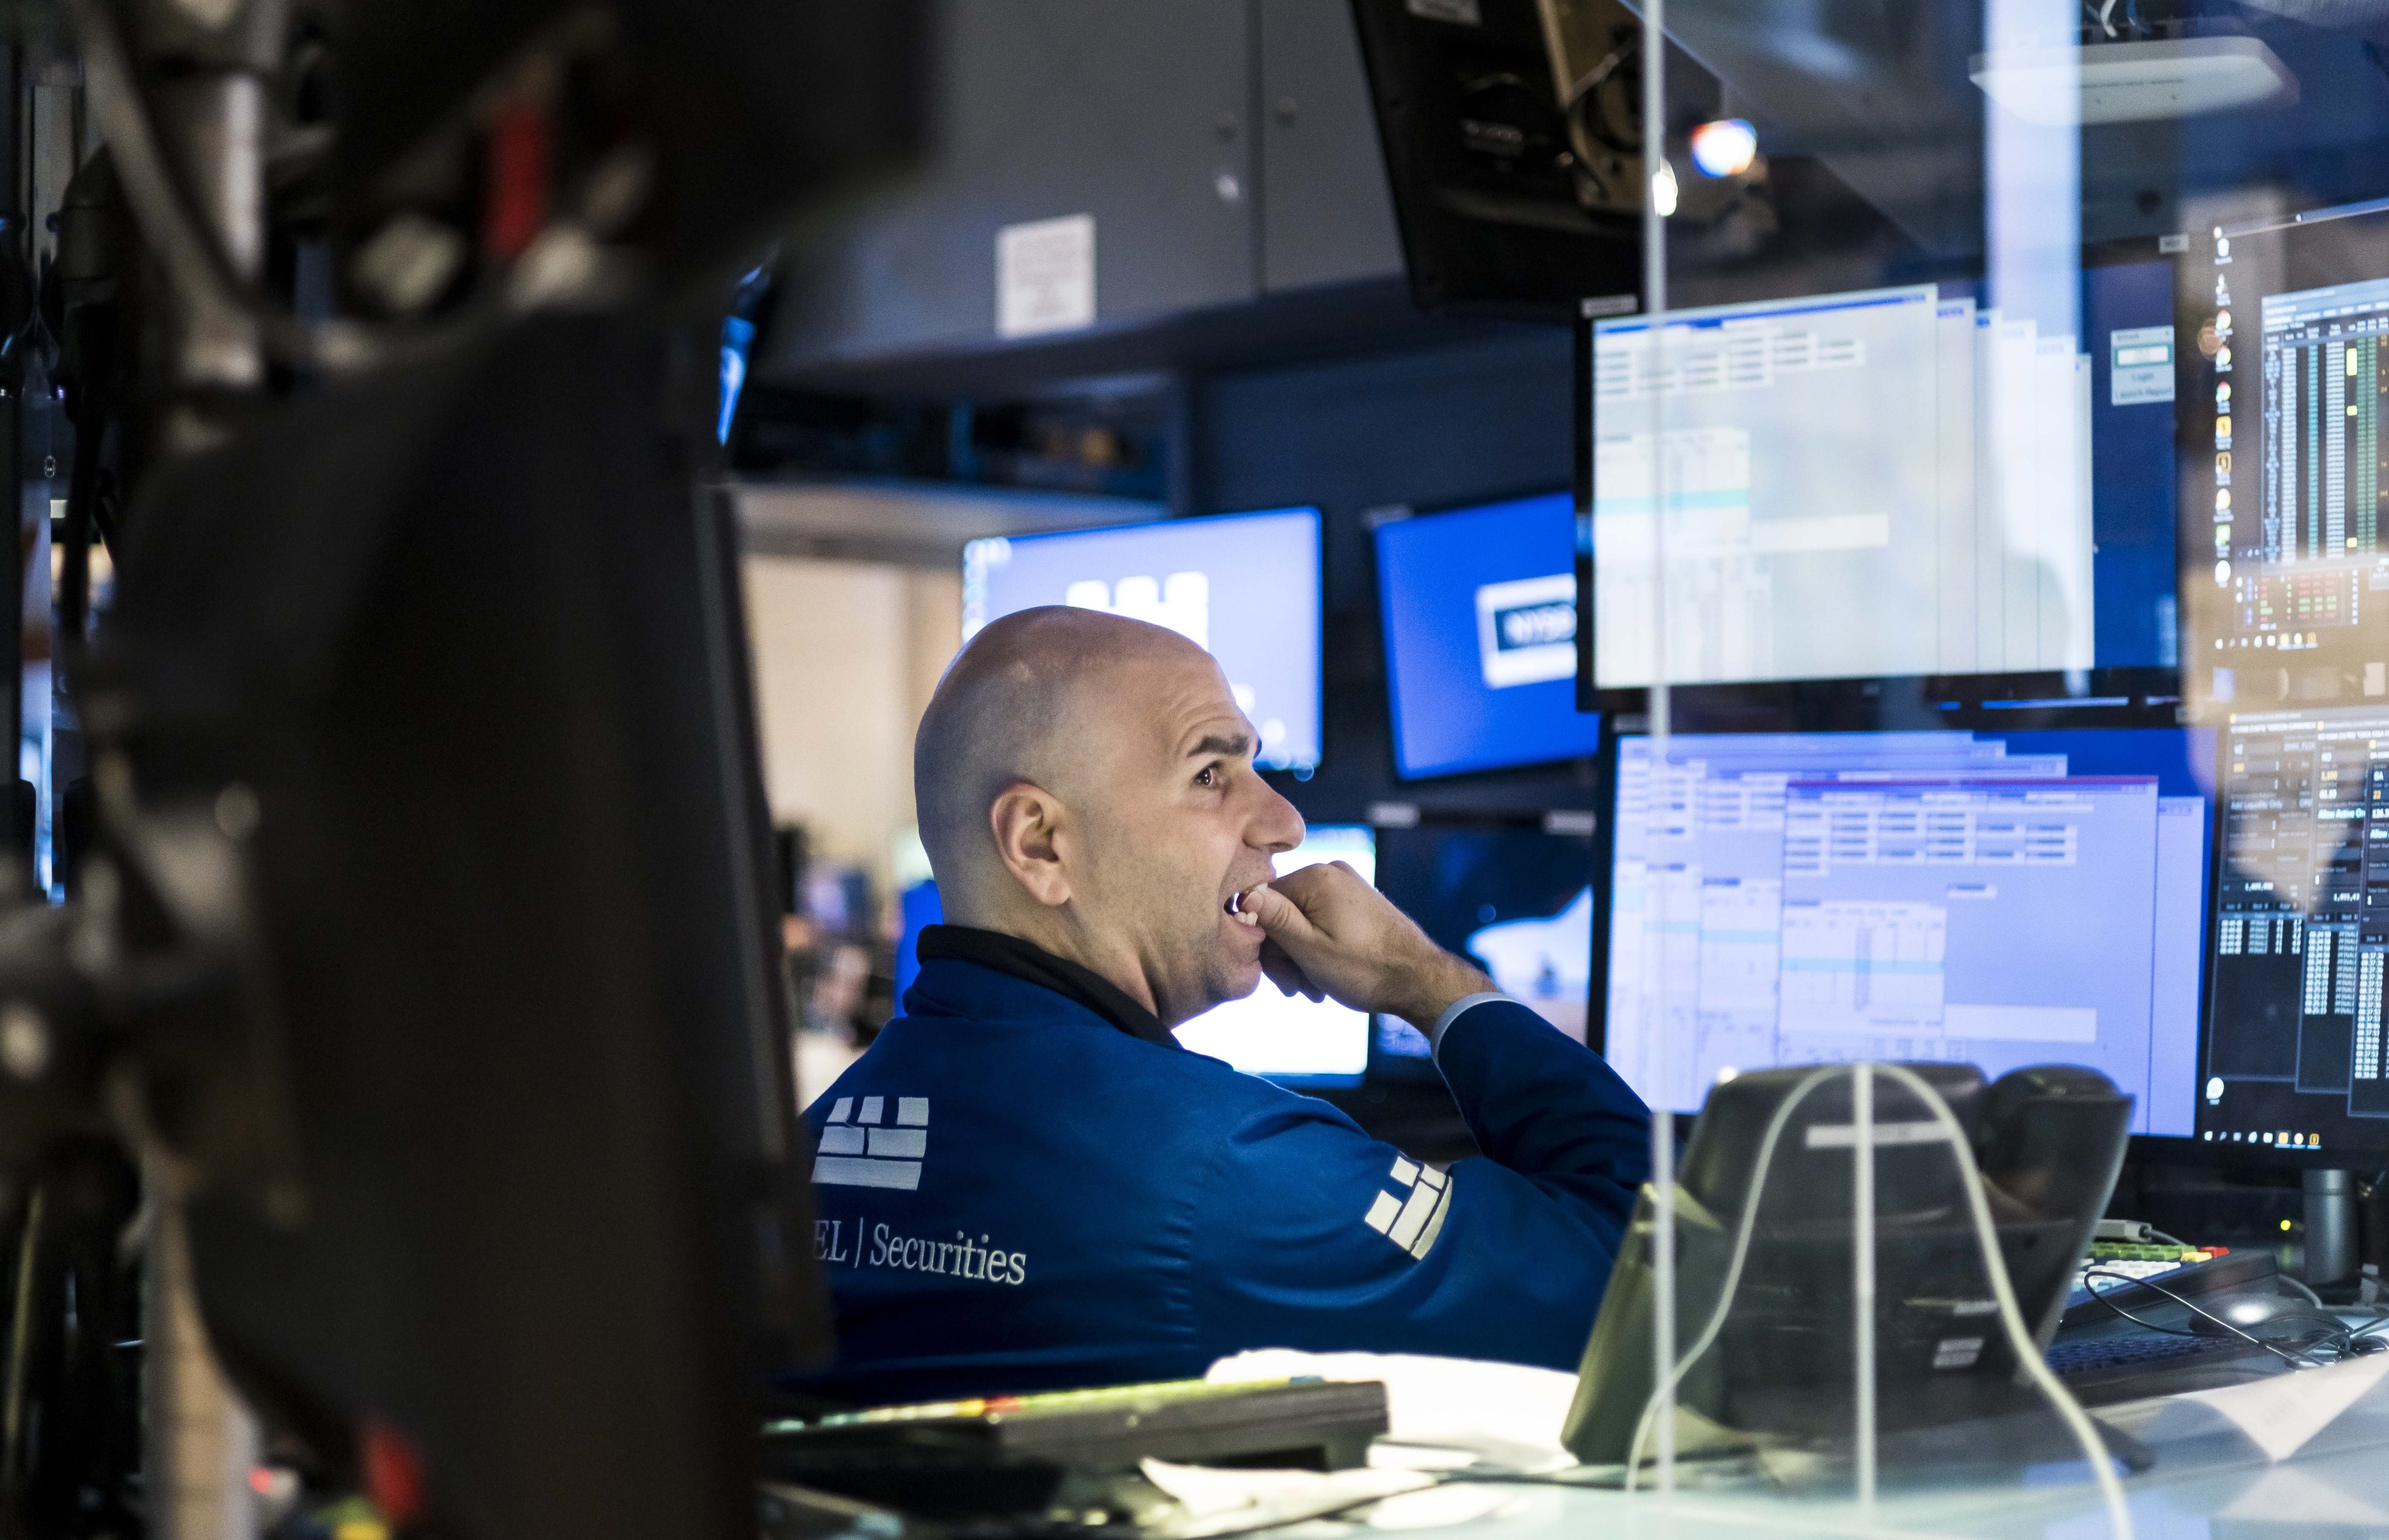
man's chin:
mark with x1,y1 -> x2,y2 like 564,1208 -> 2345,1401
1179,956 -> 1264,1021
1220,956 -> 1267,1005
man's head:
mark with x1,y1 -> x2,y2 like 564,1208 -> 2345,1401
914,607 -> 1304,1026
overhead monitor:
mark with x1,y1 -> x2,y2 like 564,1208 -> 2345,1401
1345,0 -> 1641,318
963,508 -> 1324,772
2185,197 -> 2389,713
1375,491 -> 1605,779
1175,825 -> 1376,1082
1601,727 -> 2213,1136
1371,817 -> 1597,1076
1589,250 -> 2180,688
2201,706 -> 2389,1156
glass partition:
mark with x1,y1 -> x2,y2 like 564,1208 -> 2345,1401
1576,0 -> 2389,1513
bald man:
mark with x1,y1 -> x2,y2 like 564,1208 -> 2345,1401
800,607 -> 1650,1402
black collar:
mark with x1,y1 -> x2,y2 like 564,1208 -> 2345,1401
914,925 -> 1180,1049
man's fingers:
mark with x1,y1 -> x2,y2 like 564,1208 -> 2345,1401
1259,942 -> 1324,1002
1239,880 -> 1320,944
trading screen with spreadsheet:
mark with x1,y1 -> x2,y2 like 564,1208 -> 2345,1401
1603,728 -> 2211,1132
1590,258 -> 2181,688
2201,707 -> 2389,1153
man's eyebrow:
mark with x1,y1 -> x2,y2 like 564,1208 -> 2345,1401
1187,732 -> 1254,760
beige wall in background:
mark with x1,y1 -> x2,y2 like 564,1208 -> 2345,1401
743,555 -> 962,897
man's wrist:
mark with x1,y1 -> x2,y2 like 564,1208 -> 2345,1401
1394,953 -> 1496,1035
1426,992 -> 1510,1051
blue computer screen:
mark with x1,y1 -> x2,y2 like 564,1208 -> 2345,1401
962,508 -> 1323,772
1603,727 -> 2213,1135
1375,492 -> 1604,779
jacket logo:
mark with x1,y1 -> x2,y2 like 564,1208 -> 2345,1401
814,1096 -> 929,1190
1363,1156 -> 1450,1260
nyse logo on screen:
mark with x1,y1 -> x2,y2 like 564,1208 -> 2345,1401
1474,575 -> 1577,689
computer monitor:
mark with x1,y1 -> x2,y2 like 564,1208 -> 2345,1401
1588,250 -> 2180,690
1176,825 -> 1376,1082
110,316 -> 820,1540
2184,197 -> 2389,713
1374,492 -> 1606,779
1370,817 -> 1597,1077
962,508 -> 1323,772
1346,0 -> 1640,319
2199,705 -> 2389,1156
1600,727 -> 2214,1136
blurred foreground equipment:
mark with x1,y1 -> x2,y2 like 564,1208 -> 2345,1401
0,2 -> 924,1538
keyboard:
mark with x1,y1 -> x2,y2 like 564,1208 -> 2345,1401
2047,1331 -> 2252,1377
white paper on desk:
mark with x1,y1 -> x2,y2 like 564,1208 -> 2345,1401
2182,1353 -> 2389,1462
2216,1464 -> 2389,1527
1137,1458 -> 1431,1538
1205,1349 -> 1577,1471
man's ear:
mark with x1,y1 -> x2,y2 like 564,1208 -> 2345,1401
988,782 -> 1072,908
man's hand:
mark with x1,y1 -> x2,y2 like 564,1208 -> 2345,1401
1234,862 -> 1492,1031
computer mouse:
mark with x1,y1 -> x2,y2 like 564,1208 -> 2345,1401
2188,1288 -> 2335,1338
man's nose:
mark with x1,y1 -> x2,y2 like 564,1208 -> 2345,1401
1250,779 -> 1304,855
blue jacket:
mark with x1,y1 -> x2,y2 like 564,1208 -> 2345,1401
799,956 -> 1652,1402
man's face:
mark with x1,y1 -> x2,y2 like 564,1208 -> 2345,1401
1063,644 -> 1304,1026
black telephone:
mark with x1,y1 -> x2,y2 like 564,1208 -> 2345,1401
1564,1062 -> 2132,1469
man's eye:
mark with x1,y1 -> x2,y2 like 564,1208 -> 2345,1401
1195,765 -> 1219,788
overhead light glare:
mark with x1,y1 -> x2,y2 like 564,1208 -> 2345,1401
1688,118 -> 1758,178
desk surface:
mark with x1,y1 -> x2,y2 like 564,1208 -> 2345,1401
1339,1360 -> 2389,1540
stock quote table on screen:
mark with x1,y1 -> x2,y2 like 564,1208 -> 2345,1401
1604,730 -> 2210,1133
1590,257 -> 2181,689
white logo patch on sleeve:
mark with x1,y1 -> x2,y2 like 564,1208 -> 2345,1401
814,1095 -> 930,1189
1362,1156 -> 1450,1260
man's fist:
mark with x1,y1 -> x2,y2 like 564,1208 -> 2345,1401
1233,861 -> 1491,1031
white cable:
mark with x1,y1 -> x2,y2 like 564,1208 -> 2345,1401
1622,1066 -> 1836,1489
1622,1064 -> 2135,1540
1871,1064 -> 2132,1540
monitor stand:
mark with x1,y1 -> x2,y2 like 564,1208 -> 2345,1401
2304,1168 -> 2360,1300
